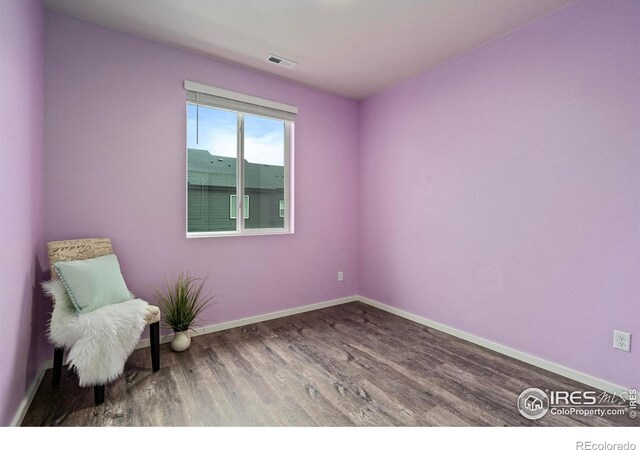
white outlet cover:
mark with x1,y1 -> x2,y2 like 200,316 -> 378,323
337,271 -> 344,281
613,330 -> 631,352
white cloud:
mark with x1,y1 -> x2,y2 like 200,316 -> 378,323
188,117 -> 284,166
245,129 -> 284,166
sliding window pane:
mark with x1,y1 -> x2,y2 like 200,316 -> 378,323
243,114 -> 285,229
187,104 -> 238,232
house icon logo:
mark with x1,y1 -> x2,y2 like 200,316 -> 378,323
525,395 -> 544,411
517,388 -> 550,420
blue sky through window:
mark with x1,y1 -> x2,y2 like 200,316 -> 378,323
187,104 -> 284,166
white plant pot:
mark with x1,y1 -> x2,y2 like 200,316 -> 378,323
171,331 -> 191,352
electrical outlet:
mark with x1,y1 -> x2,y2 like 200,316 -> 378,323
337,271 -> 344,282
613,330 -> 631,352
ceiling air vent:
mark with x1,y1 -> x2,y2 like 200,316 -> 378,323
267,54 -> 296,69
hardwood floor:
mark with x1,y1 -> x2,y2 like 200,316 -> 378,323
21,302 -> 636,426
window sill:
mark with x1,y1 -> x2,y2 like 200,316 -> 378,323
186,229 -> 294,239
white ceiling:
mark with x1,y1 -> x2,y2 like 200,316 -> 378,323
44,0 -> 577,99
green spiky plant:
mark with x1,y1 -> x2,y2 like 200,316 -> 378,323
156,273 -> 213,333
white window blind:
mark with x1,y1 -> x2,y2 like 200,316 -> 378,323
184,80 -> 297,122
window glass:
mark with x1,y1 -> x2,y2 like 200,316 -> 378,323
243,114 -> 285,230
187,104 -> 237,233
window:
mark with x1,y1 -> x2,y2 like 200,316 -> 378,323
185,81 -> 295,237
230,195 -> 249,219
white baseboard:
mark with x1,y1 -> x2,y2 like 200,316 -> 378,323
136,295 -> 358,349
10,359 -> 53,427
355,295 -> 629,395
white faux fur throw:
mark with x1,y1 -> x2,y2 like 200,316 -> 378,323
42,280 -> 148,387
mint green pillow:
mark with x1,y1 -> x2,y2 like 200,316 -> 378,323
54,254 -> 132,313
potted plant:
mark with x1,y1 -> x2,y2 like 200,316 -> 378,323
155,272 -> 213,352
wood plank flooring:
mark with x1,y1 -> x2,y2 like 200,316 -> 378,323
21,302 -> 636,426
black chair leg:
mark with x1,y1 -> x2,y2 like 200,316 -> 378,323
52,347 -> 64,386
150,322 -> 160,372
94,385 -> 105,405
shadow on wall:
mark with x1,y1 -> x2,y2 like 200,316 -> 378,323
29,254 -> 51,379
4,253 -> 49,425
11,254 -> 50,425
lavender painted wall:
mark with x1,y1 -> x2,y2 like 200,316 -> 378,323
358,0 -> 639,388
0,0 -> 46,426
44,12 -> 359,329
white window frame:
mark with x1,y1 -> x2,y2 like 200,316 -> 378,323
185,80 -> 295,238
230,195 -> 250,219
